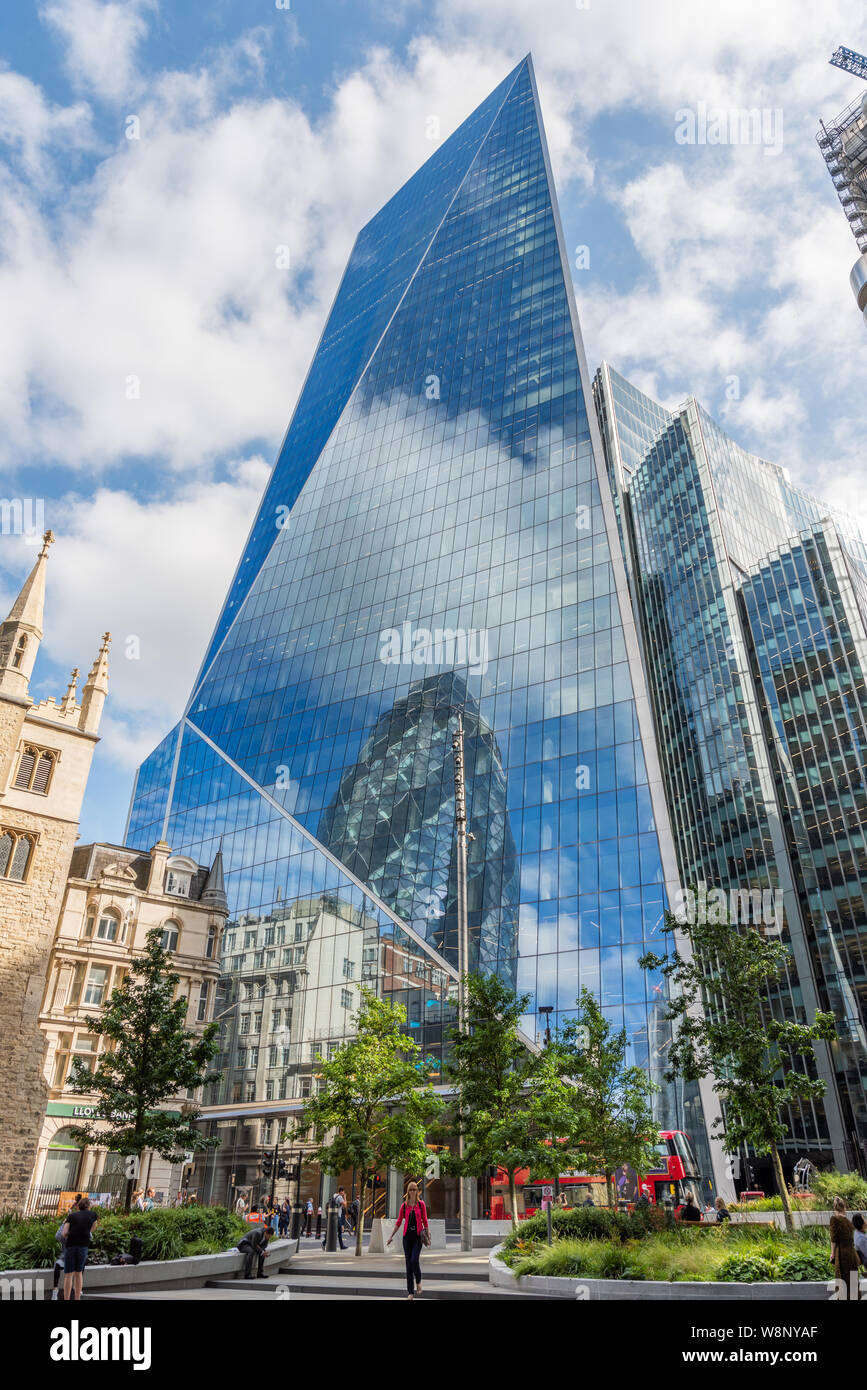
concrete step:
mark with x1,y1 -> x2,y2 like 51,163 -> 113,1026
278,1262 -> 485,1282
209,1275 -> 545,1301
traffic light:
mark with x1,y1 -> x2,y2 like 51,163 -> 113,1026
294,1158 -> 303,1186
261,1152 -> 273,1178
277,1159 -> 288,1180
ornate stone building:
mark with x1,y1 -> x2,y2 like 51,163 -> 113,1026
30,840 -> 228,1204
0,532 -> 111,1210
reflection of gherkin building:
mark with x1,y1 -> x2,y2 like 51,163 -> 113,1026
319,673 -> 519,981
127,57 -> 729,1196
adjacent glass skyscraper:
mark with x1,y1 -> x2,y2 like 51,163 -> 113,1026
595,363 -> 867,1179
127,57 -> 726,1202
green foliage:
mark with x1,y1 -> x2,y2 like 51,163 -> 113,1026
0,1215 -> 62,1271
287,987 -> 442,1254
717,1253 -> 778,1282
810,1169 -> 867,1210
775,1250 -> 832,1281
640,906 -> 835,1225
66,928 -> 222,1193
0,1205 -> 245,1271
502,1219 -> 834,1283
442,973 -> 576,1212
503,1202 -> 663,1249
553,987 -> 659,1204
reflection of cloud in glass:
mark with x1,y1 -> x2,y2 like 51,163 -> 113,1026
318,672 -> 518,984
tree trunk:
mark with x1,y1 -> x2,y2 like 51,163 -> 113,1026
605,1171 -> 614,1211
770,1142 -> 794,1234
508,1168 -> 519,1231
355,1171 -> 366,1257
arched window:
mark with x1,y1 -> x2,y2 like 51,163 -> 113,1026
42,1127 -> 82,1190
14,745 -> 58,794
11,634 -> 27,670
0,830 -> 36,882
161,921 -> 180,953
94,911 -> 120,943
164,855 -> 196,898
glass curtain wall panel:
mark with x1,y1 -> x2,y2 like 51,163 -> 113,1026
595,362 -> 867,1172
128,61 -> 715,1170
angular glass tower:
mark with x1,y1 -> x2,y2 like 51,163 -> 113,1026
595,363 -> 867,1179
127,59 -> 724,1199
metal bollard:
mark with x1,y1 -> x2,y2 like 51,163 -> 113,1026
324,1201 -> 339,1252
290,1203 -> 303,1240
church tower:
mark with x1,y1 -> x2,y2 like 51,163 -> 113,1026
0,534 -> 110,1211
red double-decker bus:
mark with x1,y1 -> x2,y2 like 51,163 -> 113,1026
489,1130 -> 703,1220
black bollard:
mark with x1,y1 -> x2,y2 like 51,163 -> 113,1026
290,1203 -> 303,1240
324,1201 -> 339,1252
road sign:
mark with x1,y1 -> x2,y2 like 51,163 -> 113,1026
541,1184 -> 554,1198
124,1155 -> 140,1180
424,1150 -> 441,1180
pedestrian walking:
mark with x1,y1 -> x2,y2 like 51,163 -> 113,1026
386,1181 -> 430,1299
713,1196 -> 731,1224
61,1196 -> 100,1301
831,1196 -> 861,1299
305,1198 -> 313,1237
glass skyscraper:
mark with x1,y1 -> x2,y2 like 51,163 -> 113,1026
595,363 -> 867,1180
127,57 -> 727,1207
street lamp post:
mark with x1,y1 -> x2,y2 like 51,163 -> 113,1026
452,713 -> 475,1252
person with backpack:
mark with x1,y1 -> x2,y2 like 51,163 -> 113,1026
386,1181 -> 430,1299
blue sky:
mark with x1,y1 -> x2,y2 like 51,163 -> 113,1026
0,0 -> 865,847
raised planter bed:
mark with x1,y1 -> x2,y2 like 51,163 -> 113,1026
488,1244 -> 853,1301
1,1237 -> 293,1298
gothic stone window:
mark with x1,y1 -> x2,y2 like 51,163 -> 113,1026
14,744 -> 58,794
0,827 -> 37,881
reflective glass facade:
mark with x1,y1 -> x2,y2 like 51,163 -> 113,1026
127,60 -> 716,1183
595,363 -> 867,1172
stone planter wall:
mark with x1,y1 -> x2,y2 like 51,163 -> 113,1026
730,1211 -> 832,1229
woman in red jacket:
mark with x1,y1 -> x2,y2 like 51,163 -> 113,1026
387,1181 -> 429,1298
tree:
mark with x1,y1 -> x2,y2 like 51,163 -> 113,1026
554,987 -> 659,1209
640,907 -> 836,1232
287,988 -> 442,1257
67,927 -> 222,1212
443,972 -> 575,1230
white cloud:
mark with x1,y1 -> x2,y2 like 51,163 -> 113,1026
2,0 -> 867,822
0,456 -> 271,771
0,37 -> 550,476
40,0 -> 153,103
